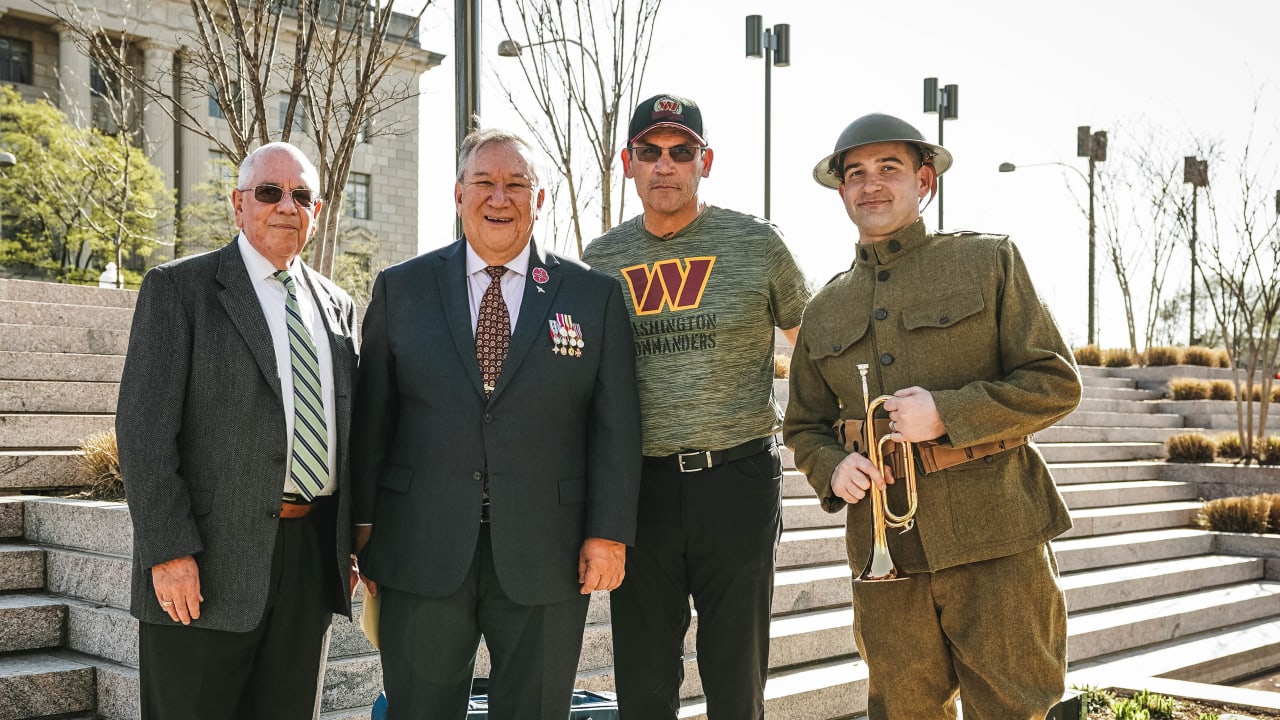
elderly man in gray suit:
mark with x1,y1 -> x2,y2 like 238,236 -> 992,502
117,142 -> 358,720
351,128 -> 643,719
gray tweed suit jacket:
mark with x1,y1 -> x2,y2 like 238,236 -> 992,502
117,239 -> 357,631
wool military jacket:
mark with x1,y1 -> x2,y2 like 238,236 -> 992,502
782,219 -> 1082,572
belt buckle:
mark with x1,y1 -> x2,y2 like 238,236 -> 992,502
677,450 -> 712,473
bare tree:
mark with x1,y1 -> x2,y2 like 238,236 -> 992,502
47,0 -> 436,276
1192,122 -> 1280,464
1094,127 -> 1188,356
494,0 -> 663,257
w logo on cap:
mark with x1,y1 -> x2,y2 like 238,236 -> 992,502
654,97 -> 683,116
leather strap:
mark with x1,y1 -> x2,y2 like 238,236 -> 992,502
832,418 -> 1028,474
280,501 -> 314,519
646,437 -> 775,473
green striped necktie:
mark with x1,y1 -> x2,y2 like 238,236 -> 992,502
274,269 -> 328,501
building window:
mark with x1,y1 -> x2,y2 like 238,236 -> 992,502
90,61 -> 120,101
209,82 -> 241,120
278,94 -> 307,133
345,173 -> 370,220
207,150 -> 237,184
0,37 -> 33,85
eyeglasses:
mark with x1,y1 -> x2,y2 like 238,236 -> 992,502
627,145 -> 705,163
240,183 -> 320,208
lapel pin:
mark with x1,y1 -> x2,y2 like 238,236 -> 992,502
532,267 -> 549,284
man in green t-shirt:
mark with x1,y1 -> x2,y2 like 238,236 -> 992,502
582,93 -> 810,719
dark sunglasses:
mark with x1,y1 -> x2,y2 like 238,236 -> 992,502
241,183 -> 319,208
627,145 -> 705,163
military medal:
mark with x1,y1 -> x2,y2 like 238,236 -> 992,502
572,323 -> 584,356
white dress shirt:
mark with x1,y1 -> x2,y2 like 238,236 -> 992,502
238,233 -> 338,497
465,240 -> 531,335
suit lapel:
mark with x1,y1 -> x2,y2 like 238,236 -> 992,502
489,240 -> 560,403
215,241 -> 283,404
437,239 -> 487,398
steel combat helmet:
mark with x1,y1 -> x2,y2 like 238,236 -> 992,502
811,113 -> 953,189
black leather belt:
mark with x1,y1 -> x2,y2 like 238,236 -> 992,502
646,437 -> 775,473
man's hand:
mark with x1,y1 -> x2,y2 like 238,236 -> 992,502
829,450 -> 890,505
882,387 -> 946,443
151,555 -> 203,625
353,525 -> 377,597
578,538 -> 626,594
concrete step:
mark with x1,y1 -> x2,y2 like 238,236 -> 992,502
782,497 -> 843,530
0,413 -> 116,450
1154,400 -> 1273,432
1066,581 -> 1280,663
1069,617 -> 1280,687
0,594 -> 66,653
1059,480 -> 1199,509
1081,386 -> 1165,401
0,651 -> 96,720
1079,374 -> 1139,389
783,470 -> 814,498
1060,500 -> 1202,539
1048,460 -> 1165,485
1061,555 -> 1264,613
0,380 -> 119,414
679,656 -> 869,720
21,499 -> 134,558
777,527 -> 846,568
773,563 -> 851,615
0,324 -> 129,356
1075,397 -> 1163,413
1038,425 -> 1196,444
0,542 -> 45,591
1059,409 -> 1184,428
1038,442 -> 1166,463
0,498 -> 22,538
0,451 -> 89,492
0,279 -> 137,309
0,351 -> 125,383
1052,528 -> 1215,573
0,300 -> 134,332
45,546 -> 131,610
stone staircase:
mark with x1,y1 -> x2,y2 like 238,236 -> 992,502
1,277 -> 1278,718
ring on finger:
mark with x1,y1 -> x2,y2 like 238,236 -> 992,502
160,600 -> 174,607
890,420 -> 898,432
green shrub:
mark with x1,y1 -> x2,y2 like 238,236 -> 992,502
1130,689 -> 1177,719
1103,347 -> 1136,367
1183,345 -> 1216,367
1111,698 -> 1151,720
1165,432 -> 1216,463
1196,494 -> 1277,533
774,353 -> 791,379
77,430 -> 125,501
1197,713 -> 1220,720
1216,432 -> 1243,459
1144,346 -> 1182,366
1261,435 -> 1280,467
1074,345 -> 1103,366
1169,378 -> 1211,401
1071,684 -> 1116,713
1208,379 -> 1236,400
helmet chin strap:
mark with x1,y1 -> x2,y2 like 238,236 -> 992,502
917,167 -> 940,214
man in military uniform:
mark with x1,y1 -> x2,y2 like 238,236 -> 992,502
782,113 -> 1082,719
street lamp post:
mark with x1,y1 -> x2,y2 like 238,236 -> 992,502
745,15 -> 790,220
999,127 -> 1107,347
455,0 -> 481,238
1183,156 -> 1209,346
923,78 -> 958,229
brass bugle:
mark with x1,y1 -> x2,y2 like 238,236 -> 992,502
853,363 -> 919,582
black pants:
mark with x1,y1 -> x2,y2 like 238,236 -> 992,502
378,524 -> 591,720
611,445 -> 782,719
138,504 -> 337,720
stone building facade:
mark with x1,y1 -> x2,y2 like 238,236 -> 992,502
0,0 -> 443,270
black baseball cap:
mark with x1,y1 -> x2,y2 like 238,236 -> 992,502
627,94 -> 707,146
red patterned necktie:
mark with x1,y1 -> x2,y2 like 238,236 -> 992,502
476,266 -> 510,396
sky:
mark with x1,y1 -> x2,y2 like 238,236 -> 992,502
411,0 -> 1280,350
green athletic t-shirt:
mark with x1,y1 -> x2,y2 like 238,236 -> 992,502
582,206 -> 810,456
